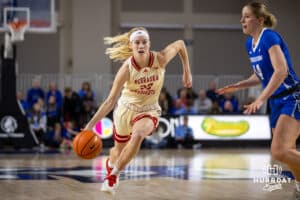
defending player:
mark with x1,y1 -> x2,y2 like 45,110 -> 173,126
217,2 -> 300,199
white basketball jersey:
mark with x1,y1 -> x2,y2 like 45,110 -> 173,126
119,51 -> 165,106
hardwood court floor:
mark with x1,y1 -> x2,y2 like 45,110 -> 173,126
0,148 -> 296,200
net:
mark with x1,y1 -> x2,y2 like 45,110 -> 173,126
8,20 -> 28,42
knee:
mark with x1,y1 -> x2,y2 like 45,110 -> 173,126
271,145 -> 287,162
131,131 -> 146,142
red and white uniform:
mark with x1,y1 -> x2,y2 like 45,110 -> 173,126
113,51 -> 165,143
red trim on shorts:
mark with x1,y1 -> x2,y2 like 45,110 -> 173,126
131,51 -> 154,71
113,126 -> 131,143
132,114 -> 158,128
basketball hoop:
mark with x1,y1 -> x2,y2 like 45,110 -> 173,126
7,20 -> 28,42
2,7 -> 30,59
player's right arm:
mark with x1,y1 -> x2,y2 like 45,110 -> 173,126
217,73 -> 260,94
84,63 -> 129,130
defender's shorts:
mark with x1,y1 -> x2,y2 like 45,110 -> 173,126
269,93 -> 300,128
113,100 -> 161,143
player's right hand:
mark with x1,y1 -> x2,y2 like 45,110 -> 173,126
216,83 -> 240,94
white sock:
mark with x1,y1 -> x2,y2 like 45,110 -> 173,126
296,180 -> 300,192
111,166 -> 120,176
108,160 -> 114,168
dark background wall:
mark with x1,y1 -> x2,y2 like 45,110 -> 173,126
0,0 -> 299,77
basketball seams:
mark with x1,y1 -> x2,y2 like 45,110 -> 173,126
83,137 -> 102,157
80,133 -> 96,156
73,130 -> 102,159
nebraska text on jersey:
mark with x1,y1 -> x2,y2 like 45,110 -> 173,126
134,75 -> 159,84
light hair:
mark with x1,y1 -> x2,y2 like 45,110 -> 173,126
246,2 -> 277,29
104,27 -> 149,62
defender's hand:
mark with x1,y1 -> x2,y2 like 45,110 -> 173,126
217,83 -> 240,95
243,99 -> 264,114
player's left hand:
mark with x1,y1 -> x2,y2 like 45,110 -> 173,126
243,99 -> 264,114
183,72 -> 192,88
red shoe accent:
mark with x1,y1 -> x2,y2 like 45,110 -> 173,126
105,174 -> 117,187
106,159 -> 113,175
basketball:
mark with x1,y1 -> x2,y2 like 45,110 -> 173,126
73,130 -> 102,159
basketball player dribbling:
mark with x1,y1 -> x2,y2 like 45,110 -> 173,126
217,2 -> 300,199
84,27 -> 192,194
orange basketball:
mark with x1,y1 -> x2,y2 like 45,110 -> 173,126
73,130 -> 102,159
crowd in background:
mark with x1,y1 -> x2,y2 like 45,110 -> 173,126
18,79 -> 96,150
159,80 -> 258,116
17,79 -> 258,150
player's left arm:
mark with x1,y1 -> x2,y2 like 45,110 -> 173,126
244,45 -> 288,114
258,45 -> 288,102
157,40 -> 192,88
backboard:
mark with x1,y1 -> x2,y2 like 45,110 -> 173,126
0,0 -> 56,33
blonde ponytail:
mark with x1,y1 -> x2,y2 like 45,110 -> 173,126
104,27 -> 149,62
264,13 -> 277,29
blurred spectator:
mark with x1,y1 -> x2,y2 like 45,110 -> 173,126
175,115 -> 194,149
223,101 -> 235,113
63,120 -> 79,139
44,122 -> 62,148
61,120 -> 79,149
159,87 -> 174,115
37,98 -> 46,112
78,81 -> 95,99
17,91 -> 29,113
27,102 -> 47,147
175,99 -> 197,115
206,80 -> 218,102
27,79 -> 45,108
143,125 -> 168,149
186,88 -> 198,100
80,102 -> 96,128
209,101 -> 222,114
46,95 -> 61,127
46,81 -> 63,109
63,87 -> 82,129
219,93 -> 239,114
194,89 -> 212,114
82,90 -> 95,108
174,88 -> 188,111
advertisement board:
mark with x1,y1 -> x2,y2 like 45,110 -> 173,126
181,115 -> 271,140
94,115 -> 271,141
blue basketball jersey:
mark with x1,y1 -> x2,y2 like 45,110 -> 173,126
246,28 -> 299,96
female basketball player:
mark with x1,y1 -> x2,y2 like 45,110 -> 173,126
217,2 -> 300,198
84,27 -> 192,194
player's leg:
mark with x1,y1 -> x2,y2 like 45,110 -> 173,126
101,139 -> 128,194
106,104 -> 132,173
270,115 -> 300,198
106,140 -> 127,174
271,115 -> 300,173
101,104 -> 132,194
114,116 -> 156,172
102,116 -> 155,194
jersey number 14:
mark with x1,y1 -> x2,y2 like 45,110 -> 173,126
253,64 -> 264,80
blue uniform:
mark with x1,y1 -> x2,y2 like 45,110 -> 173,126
246,28 -> 300,128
